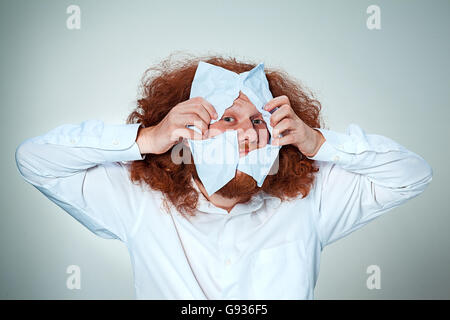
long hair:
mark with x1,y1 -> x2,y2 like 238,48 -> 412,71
126,52 -> 323,216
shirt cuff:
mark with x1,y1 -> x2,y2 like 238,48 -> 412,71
305,123 -> 409,165
100,122 -> 146,162
305,125 -> 359,164
38,120 -> 146,163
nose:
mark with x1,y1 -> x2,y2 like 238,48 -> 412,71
237,119 -> 258,146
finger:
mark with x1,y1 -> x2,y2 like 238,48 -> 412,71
272,118 -> 294,138
178,114 -> 209,137
270,104 -> 292,127
263,95 -> 290,112
182,139 -> 190,149
272,132 -> 296,146
190,96 -> 218,120
179,104 -> 212,126
172,127 -> 204,142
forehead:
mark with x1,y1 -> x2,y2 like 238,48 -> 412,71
224,92 -> 259,115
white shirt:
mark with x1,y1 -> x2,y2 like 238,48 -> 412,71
15,119 -> 433,299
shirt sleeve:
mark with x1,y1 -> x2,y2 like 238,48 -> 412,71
15,119 -> 146,242
307,123 -> 433,249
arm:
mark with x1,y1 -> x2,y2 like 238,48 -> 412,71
15,119 -> 145,242
307,123 -> 433,248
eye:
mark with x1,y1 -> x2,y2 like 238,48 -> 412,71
252,119 -> 264,125
222,116 -> 235,122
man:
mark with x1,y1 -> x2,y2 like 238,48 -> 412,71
15,55 -> 433,299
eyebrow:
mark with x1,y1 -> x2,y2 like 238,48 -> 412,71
250,112 -> 263,118
224,108 -> 263,119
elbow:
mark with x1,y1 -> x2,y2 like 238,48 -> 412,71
15,139 -> 29,173
397,154 -> 433,199
15,138 -> 39,182
413,154 -> 433,188
370,153 -> 433,208
423,161 -> 433,185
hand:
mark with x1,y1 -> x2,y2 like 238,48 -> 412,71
136,97 -> 218,155
264,95 -> 325,157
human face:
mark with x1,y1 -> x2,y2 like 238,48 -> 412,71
206,91 -> 270,157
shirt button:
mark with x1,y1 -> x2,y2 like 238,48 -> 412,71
112,139 -> 119,145
225,258 -> 232,266
70,139 -> 76,144
333,155 -> 340,161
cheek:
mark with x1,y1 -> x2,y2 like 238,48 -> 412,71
257,127 -> 270,147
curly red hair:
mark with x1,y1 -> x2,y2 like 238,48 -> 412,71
126,53 -> 324,216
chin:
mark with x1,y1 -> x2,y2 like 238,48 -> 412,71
214,170 -> 260,200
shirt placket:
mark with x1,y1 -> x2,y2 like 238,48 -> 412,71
217,214 -> 240,299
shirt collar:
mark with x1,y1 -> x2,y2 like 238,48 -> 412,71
190,177 -> 282,216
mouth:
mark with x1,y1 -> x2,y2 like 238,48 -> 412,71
239,143 -> 251,156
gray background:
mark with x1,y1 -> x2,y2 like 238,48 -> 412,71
1,0 -> 448,299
